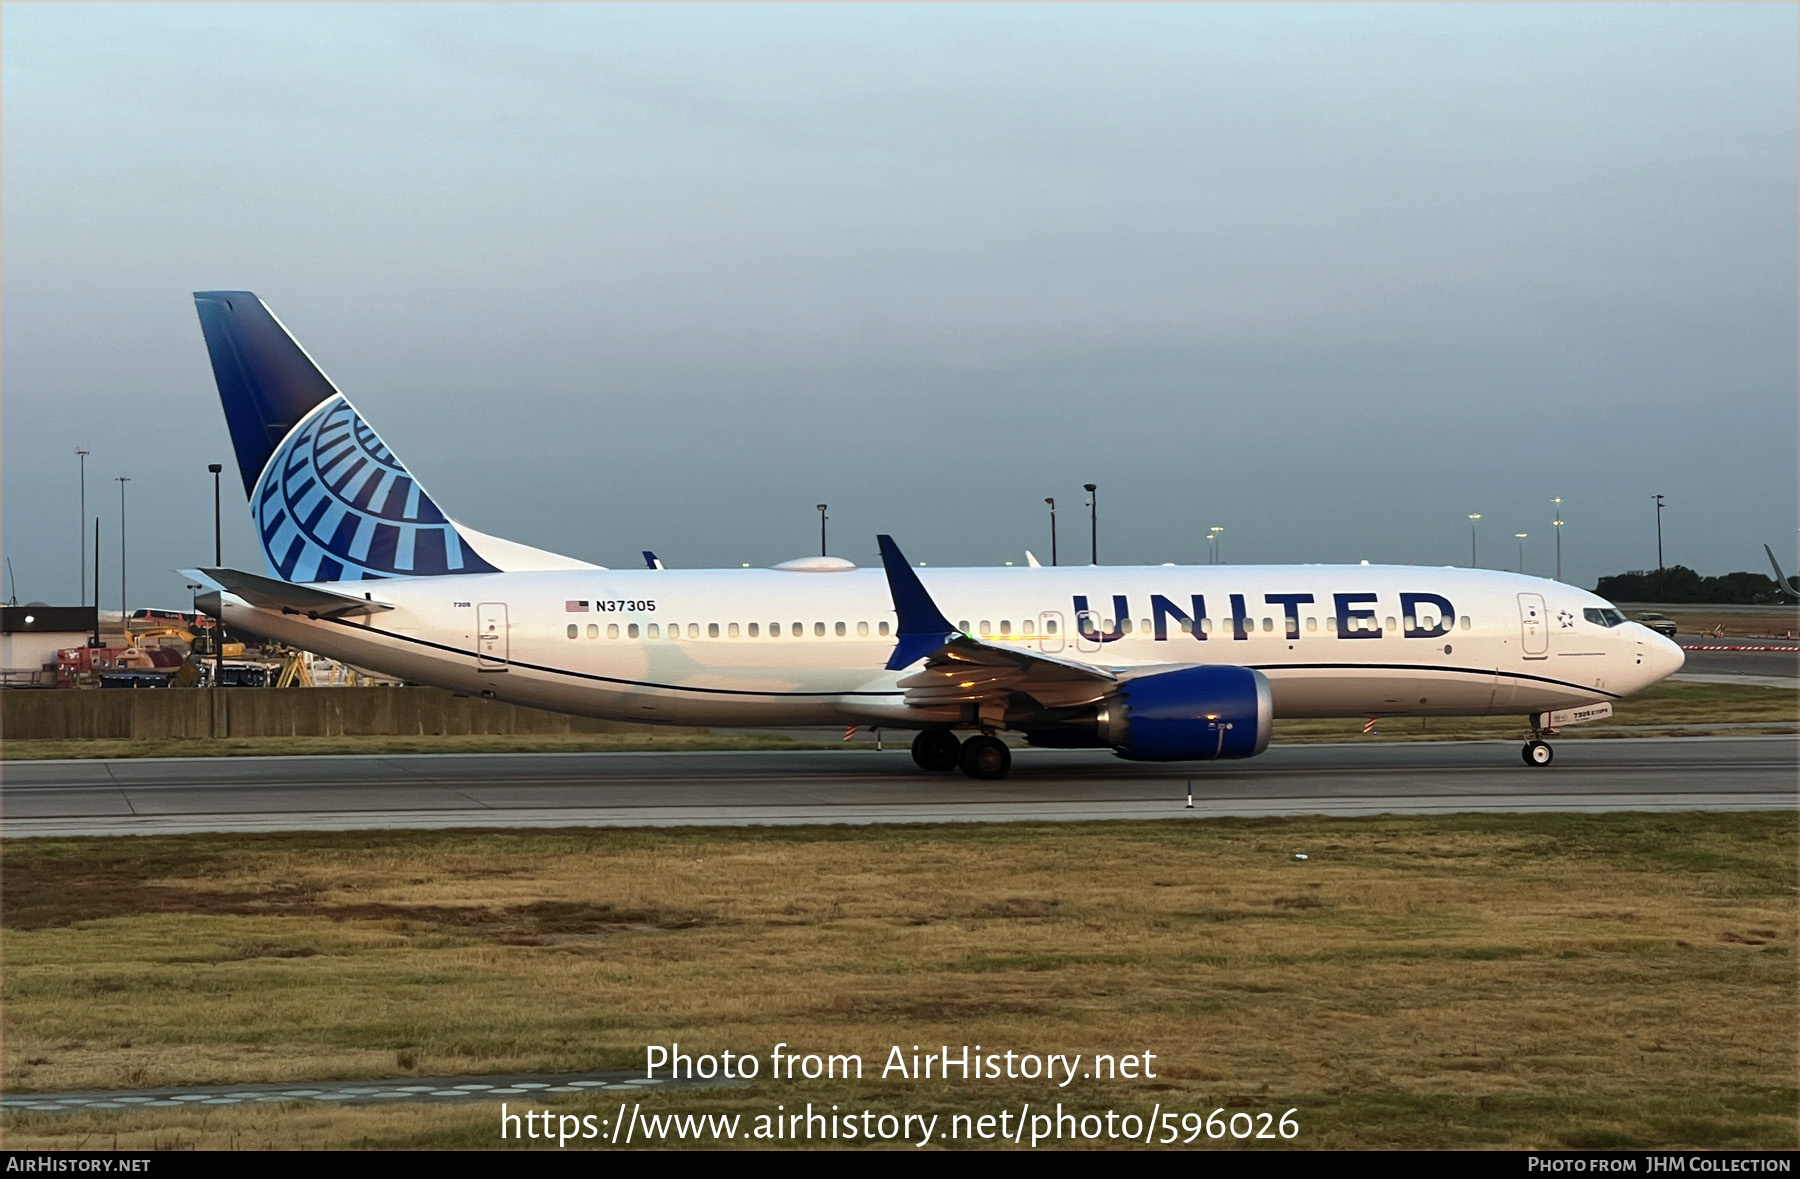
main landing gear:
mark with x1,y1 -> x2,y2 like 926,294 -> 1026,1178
910,730 -> 961,773
910,730 -> 1012,780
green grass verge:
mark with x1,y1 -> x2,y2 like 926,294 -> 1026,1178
2,813 -> 1794,1149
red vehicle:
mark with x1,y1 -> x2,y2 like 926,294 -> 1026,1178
57,645 -> 182,687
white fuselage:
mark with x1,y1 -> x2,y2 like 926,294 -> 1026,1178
217,563 -> 1685,729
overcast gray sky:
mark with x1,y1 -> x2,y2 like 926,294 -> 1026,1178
4,3 -> 1795,610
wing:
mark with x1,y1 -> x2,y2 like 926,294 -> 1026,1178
875,534 -> 1119,711
893,633 -> 1120,709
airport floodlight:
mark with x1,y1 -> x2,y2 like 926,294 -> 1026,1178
1653,494 -> 1666,599
116,477 -> 130,620
209,462 -> 226,683
208,463 -> 224,566
1045,498 -> 1057,566
75,449 -> 90,605
1515,533 -> 1528,574
1209,525 -> 1224,565
1084,485 -> 1097,565
1552,497 -> 1564,581
1468,513 -> 1482,568
817,504 -> 828,557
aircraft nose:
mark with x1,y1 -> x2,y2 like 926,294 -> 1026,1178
1640,630 -> 1685,684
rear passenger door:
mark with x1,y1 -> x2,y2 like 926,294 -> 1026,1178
476,603 -> 509,671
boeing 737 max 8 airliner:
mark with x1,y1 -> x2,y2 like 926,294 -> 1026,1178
185,292 -> 1684,779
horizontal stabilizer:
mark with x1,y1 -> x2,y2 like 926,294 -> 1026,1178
184,567 -> 393,618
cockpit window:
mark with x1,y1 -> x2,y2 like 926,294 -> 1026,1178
1584,607 -> 1629,628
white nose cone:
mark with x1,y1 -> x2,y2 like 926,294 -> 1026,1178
1642,630 -> 1686,686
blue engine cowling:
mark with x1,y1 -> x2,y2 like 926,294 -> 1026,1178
1095,665 -> 1273,761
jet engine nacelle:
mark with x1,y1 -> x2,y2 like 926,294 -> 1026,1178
1095,665 -> 1273,761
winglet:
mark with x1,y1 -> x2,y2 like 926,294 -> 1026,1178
1765,545 -> 1799,601
876,534 -> 960,670
643,551 -> 665,570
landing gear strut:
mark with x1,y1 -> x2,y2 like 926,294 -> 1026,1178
958,734 -> 1012,780
911,729 -> 961,773
1522,739 -> 1554,766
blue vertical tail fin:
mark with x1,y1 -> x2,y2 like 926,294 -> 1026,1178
193,291 -> 596,581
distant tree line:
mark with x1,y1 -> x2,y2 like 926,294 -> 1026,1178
1593,566 -> 1788,605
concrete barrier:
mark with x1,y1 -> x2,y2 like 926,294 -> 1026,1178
0,687 -> 681,742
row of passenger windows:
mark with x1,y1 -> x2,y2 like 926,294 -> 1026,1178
566,614 -> 1475,640
567,620 -> 894,640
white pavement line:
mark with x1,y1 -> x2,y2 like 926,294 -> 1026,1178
1668,673 -> 1799,689
2,794 -> 1792,837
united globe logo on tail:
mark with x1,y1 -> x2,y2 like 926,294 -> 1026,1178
254,395 -> 497,582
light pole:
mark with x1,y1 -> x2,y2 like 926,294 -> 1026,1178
1515,533 -> 1528,574
1552,497 -> 1564,582
1468,513 -> 1482,567
1044,498 -> 1057,566
116,476 -> 130,629
816,504 -> 828,557
209,464 -> 223,566
1084,484 -> 1097,565
1209,525 -> 1224,565
1653,493 -> 1666,600
75,448 -> 89,605
209,463 -> 225,687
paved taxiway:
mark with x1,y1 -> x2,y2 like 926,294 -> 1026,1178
1673,642 -> 1797,687
3,737 -> 1792,837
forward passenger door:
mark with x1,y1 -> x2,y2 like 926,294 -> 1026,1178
1516,593 -> 1548,659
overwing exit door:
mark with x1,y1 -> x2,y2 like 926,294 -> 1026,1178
1517,593 -> 1548,658
1074,608 -> 1102,653
476,603 -> 509,671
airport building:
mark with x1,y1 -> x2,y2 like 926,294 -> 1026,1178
1,605 -> 97,687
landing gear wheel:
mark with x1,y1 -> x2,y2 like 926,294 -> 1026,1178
911,730 -> 962,773
958,735 -> 1012,780
1522,740 -> 1553,767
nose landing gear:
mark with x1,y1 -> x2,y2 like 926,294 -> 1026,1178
1522,715 -> 1556,766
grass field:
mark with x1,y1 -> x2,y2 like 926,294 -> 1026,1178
2,814 -> 1794,1149
1653,608 -> 1799,638
4,682 -> 1792,761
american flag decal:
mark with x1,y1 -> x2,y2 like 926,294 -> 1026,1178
566,601 -> 590,612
